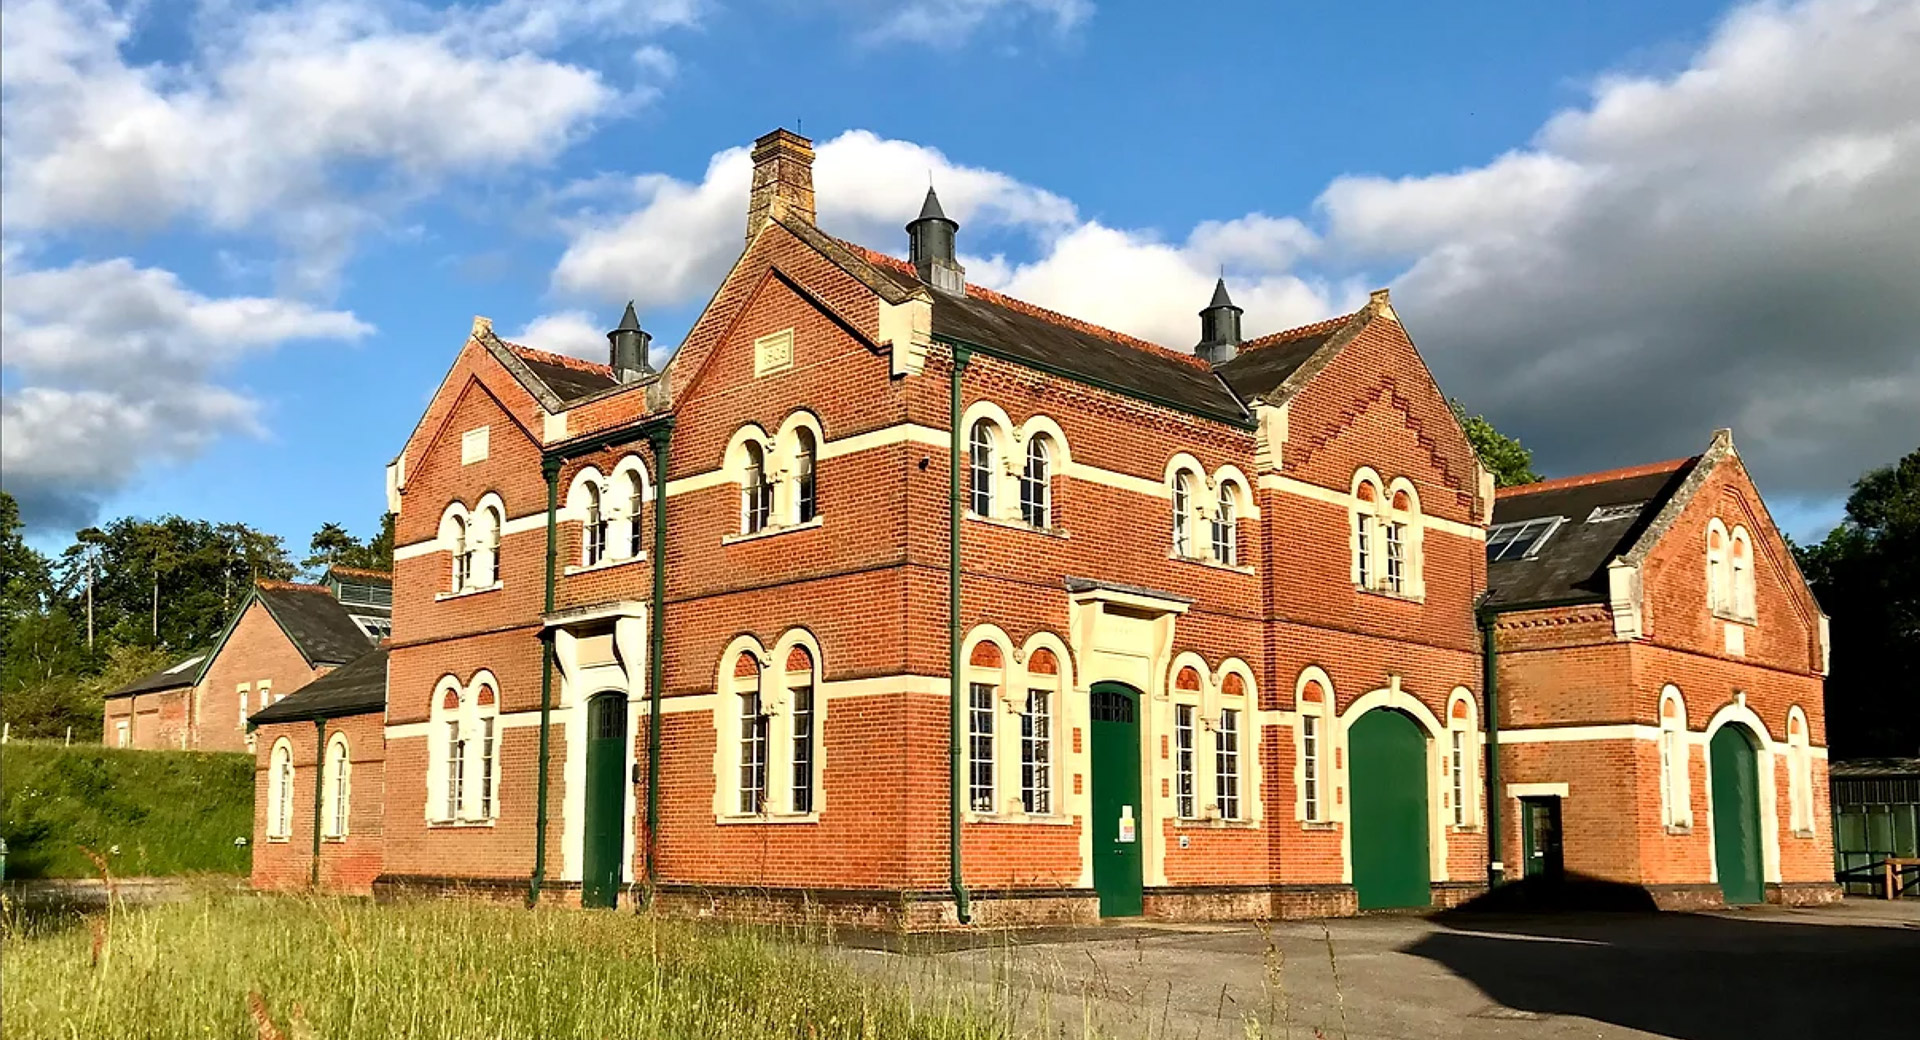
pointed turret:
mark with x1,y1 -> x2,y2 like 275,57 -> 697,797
607,301 -> 653,383
1196,278 -> 1244,365
906,185 -> 966,295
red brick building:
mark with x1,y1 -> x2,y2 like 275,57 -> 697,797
104,569 -> 389,752
1485,432 -> 1839,907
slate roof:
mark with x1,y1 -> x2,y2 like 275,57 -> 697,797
1484,459 -> 1699,609
1829,757 -> 1920,779
846,244 -> 1251,425
105,654 -> 209,699
256,583 -> 379,665
507,344 -> 620,403
249,647 -> 387,726
1214,326 -> 1346,401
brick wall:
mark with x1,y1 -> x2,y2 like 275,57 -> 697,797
200,601 -> 324,752
251,711 -> 385,894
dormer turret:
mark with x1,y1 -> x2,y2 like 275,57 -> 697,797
1196,278 -> 1243,365
906,186 -> 966,295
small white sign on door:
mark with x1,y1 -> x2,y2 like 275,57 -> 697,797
1118,804 -> 1136,843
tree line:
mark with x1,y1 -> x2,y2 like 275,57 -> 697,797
0,492 -> 392,740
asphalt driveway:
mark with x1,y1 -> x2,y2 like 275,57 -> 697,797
835,899 -> 1920,1039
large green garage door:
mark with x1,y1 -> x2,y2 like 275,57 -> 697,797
1711,724 -> 1765,905
1349,709 -> 1431,910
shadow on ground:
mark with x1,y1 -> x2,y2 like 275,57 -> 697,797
1407,885 -> 1920,1040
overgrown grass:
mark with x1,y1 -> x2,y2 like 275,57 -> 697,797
0,742 -> 253,878
0,892 -> 1017,1039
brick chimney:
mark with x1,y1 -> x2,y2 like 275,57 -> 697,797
746,128 -> 816,242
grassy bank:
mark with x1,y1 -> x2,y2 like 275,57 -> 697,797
0,893 -> 1012,1039
0,742 -> 253,878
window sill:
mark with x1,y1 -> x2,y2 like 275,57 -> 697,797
1170,552 -> 1253,575
722,516 -> 823,546
565,553 -> 646,577
964,810 -> 1075,826
322,835 -> 348,844
966,513 -> 1069,539
1711,609 -> 1757,627
1664,823 -> 1693,836
1450,825 -> 1482,835
436,583 -> 502,602
266,835 -> 291,844
1300,819 -> 1337,831
1356,586 -> 1424,605
1174,816 -> 1257,830
428,818 -> 496,829
716,811 -> 820,825
1791,827 -> 1816,839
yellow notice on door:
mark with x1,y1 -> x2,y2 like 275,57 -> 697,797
1119,805 -> 1136,843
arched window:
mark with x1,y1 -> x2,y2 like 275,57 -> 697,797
478,504 -> 501,586
449,514 -> 470,592
432,676 -> 500,823
1351,476 -> 1381,589
1787,707 -> 1814,835
1385,488 -> 1414,595
785,645 -> 816,814
1659,686 -> 1692,829
793,428 -> 818,524
733,651 -> 767,814
1172,472 -> 1195,557
966,640 -> 1003,813
1212,484 -> 1238,565
741,443 -> 772,534
583,482 -> 607,565
1447,693 -> 1478,828
1172,665 -> 1204,818
1730,527 -> 1756,620
1214,671 -> 1246,821
267,739 -> 295,840
1020,436 -> 1052,528
322,733 -> 351,839
1706,520 -> 1731,615
625,469 -> 646,559
1021,648 -> 1058,814
968,420 -> 997,517
1296,670 -> 1332,823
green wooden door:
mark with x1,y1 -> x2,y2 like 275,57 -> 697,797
1349,709 -> 1431,910
1089,682 -> 1143,917
1521,796 -> 1564,880
1711,724 -> 1764,905
582,692 -> 628,909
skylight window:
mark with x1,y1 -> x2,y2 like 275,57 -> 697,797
1586,503 -> 1645,523
1486,517 -> 1562,562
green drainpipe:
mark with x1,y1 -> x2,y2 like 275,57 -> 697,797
644,422 -> 673,899
529,456 -> 562,907
1480,608 -> 1504,888
948,346 -> 972,925
310,716 -> 327,890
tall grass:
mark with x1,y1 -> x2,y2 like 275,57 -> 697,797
0,891 -> 1019,1039
0,742 -> 253,878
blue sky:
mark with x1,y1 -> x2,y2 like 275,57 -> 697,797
4,0 -> 1916,556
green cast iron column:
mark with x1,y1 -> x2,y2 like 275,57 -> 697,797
529,455 -> 562,906
309,716 -> 327,890
949,346 -> 972,925
645,422 -> 673,898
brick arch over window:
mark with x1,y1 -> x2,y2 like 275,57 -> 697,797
1658,684 -> 1693,829
1294,667 -> 1336,824
1445,688 -> 1479,829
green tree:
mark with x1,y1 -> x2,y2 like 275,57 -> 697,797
52,516 -> 294,653
304,513 -> 395,576
1796,447 -> 1920,758
1450,399 -> 1541,488
0,491 -> 55,671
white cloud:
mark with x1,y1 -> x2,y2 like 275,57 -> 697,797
511,311 -> 612,360
0,253 -> 371,527
852,0 -> 1092,46
0,0 -> 693,290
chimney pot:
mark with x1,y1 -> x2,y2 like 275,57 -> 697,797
746,128 -> 816,242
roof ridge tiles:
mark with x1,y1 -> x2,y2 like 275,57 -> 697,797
837,239 -> 1211,372
1238,313 -> 1357,352
256,579 -> 331,592
505,342 -> 613,376
327,566 -> 392,581
1497,456 -> 1698,499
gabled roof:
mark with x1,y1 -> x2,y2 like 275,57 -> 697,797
254,583 -> 379,665
845,243 -> 1251,425
1484,457 -> 1700,609
505,343 -> 621,404
1213,299 -> 1384,406
104,653 -> 209,699
249,647 -> 387,727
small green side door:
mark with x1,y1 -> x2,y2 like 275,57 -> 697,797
1711,724 -> 1764,905
1349,709 -> 1431,910
1088,682 -> 1144,917
582,692 -> 628,909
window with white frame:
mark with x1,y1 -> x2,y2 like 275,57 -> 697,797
733,654 -> 768,814
1658,686 -> 1692,829
968,681 -> 996,813
1706,520 -> 1732,616
741,442 -> 772,535
1215,708 -> 1242,820
583,482 -> 608,565
793,428 -> 818,525
1172,471 -> 1195,557
625,469 -> 646,559
968,420 -> 997,517
719,637 -> 822,819
1212,483 -> 1238,565
1787,707 -> 1814,835
237,683 -> 251,729
1351,474 -> 1423,597
1446,692 -> 1478,828
1295,671 -> 1332,823
786,645 -> 816,814
1020,436 -> 1052,529
450,514 -> 472,592
116,720 -> 130,748
1450,730 -> 1466,827
1021,648 -> 1060,815
477,504 -> 501,584
1730,526 -> 1757,621
267,738 -> 294,840
1351,476 -> 1379,588
322,733 -> 351,839
432,677 -> 500,824
1174,703 -> 1197,819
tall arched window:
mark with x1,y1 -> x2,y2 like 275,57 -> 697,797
267,738 -> 295,840
1351,477 -> 1380,589
966,640 -> 1003,813
741,443 -> 772,534
625,469 -> 646,559
450,515 -> 471,592
1212,484 -> 1238,565
1706,520 -> 1731,615
478,504 -> 501,585
1787,707 -> 1814,835
1446,692 -> 1477,828
1021,648 -> 1058,814
1659,686 -> 1692,829
968,420 -> 997,517
1172,665 -> 1203,818
786,645 -> 816,814
322,733 -> 351,839
1295,670 -> 1332,823
1730,527 -> 1756,620
793,428 -> 818,524
583,482 -> 607,565
1214,671 -> 1246,820
1020,436 -> 1052,528
734,652 -> 767,813
1172,472 -> 1194,557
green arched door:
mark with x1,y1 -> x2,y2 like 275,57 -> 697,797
1088,682 -> 1143,917
582,692 -> 629,909
1349,709 -> 1431,910
1710,724 -> 1764,905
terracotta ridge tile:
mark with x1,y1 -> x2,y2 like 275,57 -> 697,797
327,566 -> 392,581
1497,456 -> 1698,498
504,341 -> 613,376
1238,313 -> 1356,352
257,579 -> 331,592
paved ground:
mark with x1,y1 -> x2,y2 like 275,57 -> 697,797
834,899 -> 1920,1039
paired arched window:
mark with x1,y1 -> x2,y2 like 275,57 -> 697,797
440,497 -> 504,593
1167,458 -> 1249,566
322,733 -> 351,840
1020,437 -> 1052,529
1168,656 -> 1255,822
1658,686 -> 1692,829
959,628 -> 1070,819
267,738 -> 295,840
1350,471 -> 1423,598
567,459 -> 650,567
431,674 -> 500,823
726,416 -> 823,537
1787,706 -> 1814,835
720,632 -> 822,818
968,420 -> 997,517
1706,519 -> 1757,621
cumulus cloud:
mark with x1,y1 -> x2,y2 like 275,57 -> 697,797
831,0 -> 1091,46
0,254 -> 371,528
511,311 -> 612,360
